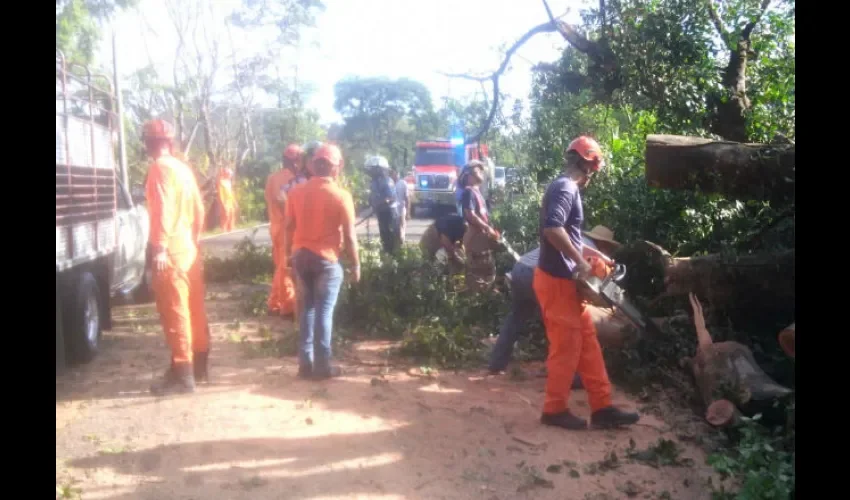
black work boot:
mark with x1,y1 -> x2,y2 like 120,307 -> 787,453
541,411 -> 588,430
297,364 -> 313,379
150,362 -> 195,396
193,352 -> 209,383
312,365 -> 342,380
591,406 -> 640,429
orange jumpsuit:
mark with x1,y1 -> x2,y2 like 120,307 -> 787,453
533,255 -> 612,414
217,168 -> 237,232
146,154 -> 210,366
264,168 -> 297,314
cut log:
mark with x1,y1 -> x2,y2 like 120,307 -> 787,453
691,341 -> 792,410
706,399 -> 741,428
778,323 -> 795,358
644,134 -> 795,204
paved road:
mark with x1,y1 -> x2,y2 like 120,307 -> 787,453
200,209 -> 440,258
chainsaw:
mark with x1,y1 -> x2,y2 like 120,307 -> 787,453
498,239 -> 659,339
578,263 -> 662,338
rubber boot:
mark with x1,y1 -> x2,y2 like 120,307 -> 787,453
541,411 -> 587,430
194,352 -> 209,383
591,406 -> 640,429
150,362 -> 195,396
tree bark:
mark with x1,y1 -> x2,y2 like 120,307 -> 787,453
663,249 -> 795,316
644,134 -> 795,204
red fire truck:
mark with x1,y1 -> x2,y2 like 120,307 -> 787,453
410,140 -> 493,216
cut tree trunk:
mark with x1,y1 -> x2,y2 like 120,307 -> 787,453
705,399 -> 742,428
691,340 -> 792,415
664,249 -> 795,327
644,134 -> 795,204
587,305 -> 639,347
614,241 -> 795,327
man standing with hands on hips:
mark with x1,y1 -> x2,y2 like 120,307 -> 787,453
534,136 -> 639,430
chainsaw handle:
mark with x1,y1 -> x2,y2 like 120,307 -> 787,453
609,263 -> 627,283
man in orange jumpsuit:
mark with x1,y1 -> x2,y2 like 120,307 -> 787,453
265,144 -> 302,315
144,119 -> 211,395
534,136 -> 640,429
217,166 -> 237,231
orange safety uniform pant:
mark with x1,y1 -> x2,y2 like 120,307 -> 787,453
532,264 -> 613,414
218,199 -> 236,232
267,228 -> 296,314
153,253 -> 210,365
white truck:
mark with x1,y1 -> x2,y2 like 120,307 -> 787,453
56,50 -> 150,374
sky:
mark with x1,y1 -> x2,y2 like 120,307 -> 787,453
98,0 -> 583,126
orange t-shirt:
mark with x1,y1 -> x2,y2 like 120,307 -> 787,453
145,155 -> 205,268
285,176 -> 355,263
264,168 -> 296,236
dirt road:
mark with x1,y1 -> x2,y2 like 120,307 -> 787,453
57,283 -> 720,500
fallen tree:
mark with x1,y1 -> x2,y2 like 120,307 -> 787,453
644,134 -> 795,205
614,241 -> 795,329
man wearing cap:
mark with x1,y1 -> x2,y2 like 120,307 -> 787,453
535,136 -> 639,430
487,226 -> 621,379
143,119 -> 210,395
460,160 -> 501,292
284,144 -> 360,379
265,144 -> 303,316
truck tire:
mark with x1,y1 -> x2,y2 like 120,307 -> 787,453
67,271 -> 102,364
56,275 -> 66,375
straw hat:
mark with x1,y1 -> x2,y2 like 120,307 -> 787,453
583,225 -> 621,247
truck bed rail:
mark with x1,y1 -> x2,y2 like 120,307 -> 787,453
56,50 -> 119,270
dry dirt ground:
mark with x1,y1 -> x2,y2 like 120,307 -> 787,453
57,283 -> 723,500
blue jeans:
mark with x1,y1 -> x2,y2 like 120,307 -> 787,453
488,296 -> 539,372
488,262 -> 540,372
292,249 -> 344,376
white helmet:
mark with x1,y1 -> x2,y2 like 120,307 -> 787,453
364,155 -> 389,170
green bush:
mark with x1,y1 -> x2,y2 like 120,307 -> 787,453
204,237 -> 273,284
336,241 -> 510,367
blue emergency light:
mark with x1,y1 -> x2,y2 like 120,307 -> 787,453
449,123 -> 465,167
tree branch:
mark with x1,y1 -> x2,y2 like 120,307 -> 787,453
446,22 -> 558,145
705,0 -> 732,50
742,0 -> 772,40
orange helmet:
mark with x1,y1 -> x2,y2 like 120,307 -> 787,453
566,136 -> 605,172
313,143 -> 343,167
143,119 -> 175,141
283,143 -> 303,162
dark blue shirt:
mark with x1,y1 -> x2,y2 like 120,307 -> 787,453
369,176 -> 396,212
434,214 -> 466,243
538,175 -> 583,279
460,186 -> 487,221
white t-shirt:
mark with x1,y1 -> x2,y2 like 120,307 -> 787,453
395,179 -> 409,213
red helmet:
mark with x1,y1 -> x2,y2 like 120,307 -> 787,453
283,143 -> 303,162
143,119 -> 175,141
313,143 -> 343,167
566,136 -> 605,172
